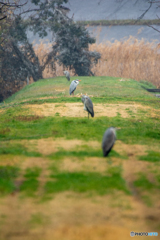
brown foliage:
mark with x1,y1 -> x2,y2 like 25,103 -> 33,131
90,36 -> 160,88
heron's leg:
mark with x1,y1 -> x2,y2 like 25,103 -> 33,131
72,91 -> 74,96
88,112 -> 89,119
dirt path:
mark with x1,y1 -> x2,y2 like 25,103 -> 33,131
23,102 -> 157,118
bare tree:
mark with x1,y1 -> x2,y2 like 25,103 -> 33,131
116,0 -> 160,33
138,1 -> 160,33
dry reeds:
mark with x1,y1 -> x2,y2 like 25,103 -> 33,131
35,37 -> 160,87
34,41 -> 54,78
90,36 -> 160,88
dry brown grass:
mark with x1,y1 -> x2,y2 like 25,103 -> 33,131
90,37 -> 160,88
23,102 -> 154,118
34,37 -> 160,88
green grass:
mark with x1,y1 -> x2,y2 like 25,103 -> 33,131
20,179 -> 39,196
139,151 -> 160,162
20,167 -> 41,196
0,115 -> 159,145
0,144 -> 42,157
49,148 -> 125,160
0,166 -> 19,195
134,174 -> 154,190
45,166 -> 130,195
0,77 -> 157,107
24,167 -> 42,178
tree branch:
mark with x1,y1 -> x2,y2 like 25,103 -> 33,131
137,2 -> 153,20
18,8 -> 41,16
0,16 -> 7,20
0,1 -> 27,8
147,24 -> 160,33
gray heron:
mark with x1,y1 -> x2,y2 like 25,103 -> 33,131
81,95 -> 94,118
69,79 -> 81,96
64,71 -> 70,81
102,127 -> 116,157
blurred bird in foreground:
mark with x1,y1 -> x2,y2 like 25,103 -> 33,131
63,71 -> 70,81
69,79 -> 81,96
81,94 -> 94,118
102,127 -> 117,157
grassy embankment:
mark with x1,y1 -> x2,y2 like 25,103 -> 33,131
0,77 -> 160,239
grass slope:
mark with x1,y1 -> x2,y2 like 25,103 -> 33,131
0,76 -> 160,237
1,76 -> 156,105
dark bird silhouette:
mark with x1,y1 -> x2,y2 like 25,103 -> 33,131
102,127 -> 116,157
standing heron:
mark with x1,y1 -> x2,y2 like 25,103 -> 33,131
69,79 -> 81,96
64,71 -> 70,81
102,127 -> 116,157
81,95 -> 94,118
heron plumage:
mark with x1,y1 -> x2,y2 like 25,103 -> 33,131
81,95 -> 94,118
69,80 -> 80,95
64,71 -> 70,81
102,127 -> 116,157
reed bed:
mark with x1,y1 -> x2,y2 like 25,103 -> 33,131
35,37 -> 160,88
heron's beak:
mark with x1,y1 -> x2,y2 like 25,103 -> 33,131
78,80 -> 81,81
115,127 -> 121,131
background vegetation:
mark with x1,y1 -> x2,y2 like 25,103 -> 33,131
35,36 -> 160,88
0,0 -> 100,101
77,19 -> 160,26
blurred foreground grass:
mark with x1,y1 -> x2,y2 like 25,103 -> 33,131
0,76 -> 160,238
